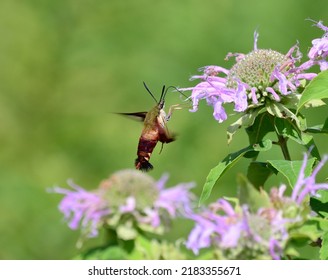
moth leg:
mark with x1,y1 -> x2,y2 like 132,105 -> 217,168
166,104 -> 183,121
159,142 -> 164,154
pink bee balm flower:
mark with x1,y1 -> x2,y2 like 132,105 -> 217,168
52,170 -> 195,241
180,31 -> 317,123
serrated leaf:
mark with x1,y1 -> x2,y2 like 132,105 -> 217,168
237,174 -> 271,212
267,158 -> 316,187
199,140 -> 272,204
320,232 -> 328,260
298,70 -> 328,111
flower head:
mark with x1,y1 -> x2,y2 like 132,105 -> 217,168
52,170 -> 195,242
186,154 -> 328,259
180,31 -> 317,124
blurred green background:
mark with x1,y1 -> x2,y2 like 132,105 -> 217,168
1,0 -> 328,259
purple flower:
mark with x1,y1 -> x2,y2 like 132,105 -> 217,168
186,214 -> 217,254
292,153 -> 328,204
52,180 -> 110,238
269,239 -> 283,260
180,31 -> 318,123
186,199 -> 242,254
306,21 -> 328,71
52,170 -> 195,241
155,174 -> 195,217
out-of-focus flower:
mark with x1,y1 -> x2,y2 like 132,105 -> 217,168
52,181 -> 110,238
186,199 -> 289,259
179,31 -> 317,124
186,153 -> 328,259
52,170 -> 195,241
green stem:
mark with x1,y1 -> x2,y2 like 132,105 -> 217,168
277,135 -> 291,160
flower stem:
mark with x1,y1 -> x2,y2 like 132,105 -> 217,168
277,135 -> 291,160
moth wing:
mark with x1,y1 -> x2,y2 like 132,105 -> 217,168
117,112 -> 148,122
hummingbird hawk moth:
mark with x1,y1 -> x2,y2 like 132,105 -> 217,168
120,82 -> 183,171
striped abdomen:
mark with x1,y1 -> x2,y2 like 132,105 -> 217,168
135,136 -> 158,171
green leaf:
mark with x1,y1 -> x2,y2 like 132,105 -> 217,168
274,117 -> 303,145
317,189 -> 328,203
272,111 -> 322,159
311,190 -> 328,218
301,133 -> 321,160
318,217 -> 328,231
245,112 -> 274,145
237,174 -> 271,212
199,139 -> 272,204
298,70 -> 328,111
289,218 -> 323,241
297,113 -> 307,131
128,235 -> 152,259
129,236 -> 187,260
320,232 -> 328,260
266,102 -> 300,128
227,108 -> 263,144
284,244 -> 300,258
247,161 -> 274,188
303,99 -> 326,108
252,140 -> 273,151
305,117 -> 328,134
267,158 -> 316,187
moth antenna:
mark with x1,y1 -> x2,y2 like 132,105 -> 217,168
159,85 -> 167,107
143,81 -> 158,103
173,86 -> 189,100
163,86 -> 189,101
